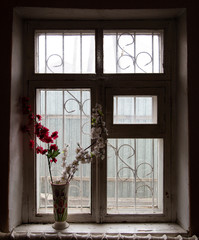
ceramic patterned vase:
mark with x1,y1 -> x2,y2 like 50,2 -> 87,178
51,182 -> 69,230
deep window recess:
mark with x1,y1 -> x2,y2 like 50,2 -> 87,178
24,20 -> 174,223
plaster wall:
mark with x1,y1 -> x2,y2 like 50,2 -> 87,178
176,11 -> 189,230
1,4 -> 194,234
9,12 -> 24,231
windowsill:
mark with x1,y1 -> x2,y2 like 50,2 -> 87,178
13,223 -> 188,236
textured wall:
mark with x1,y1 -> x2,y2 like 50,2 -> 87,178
9,12 -> 24,231
1,0 -> 199,235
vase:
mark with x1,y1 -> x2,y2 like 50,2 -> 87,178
51,181 -> 69,230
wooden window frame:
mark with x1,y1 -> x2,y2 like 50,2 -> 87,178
23,19 -> 175,223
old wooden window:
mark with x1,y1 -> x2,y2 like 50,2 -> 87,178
24,20 -> 174,223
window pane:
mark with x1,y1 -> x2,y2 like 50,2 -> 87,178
35,31 -> 95,73
114,96 -> 157,124
107,138 -> 163,214
36,89 -> 91,214
104,30 -> 163,73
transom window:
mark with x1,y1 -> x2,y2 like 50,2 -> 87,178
35,31 -> 95,73
24,20 -> 173,223
35,29 -> 163,74
103,30 -> 163,73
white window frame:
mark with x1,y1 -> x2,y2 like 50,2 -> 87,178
23,19 -> 175,223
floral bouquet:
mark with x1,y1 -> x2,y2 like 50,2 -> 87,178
22,97 -> 108,184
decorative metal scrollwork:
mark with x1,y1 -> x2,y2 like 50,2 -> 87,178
45,32 -> 153,73
117,33 -> 153,73
64,91 -> 91,136
108,140 -> 154,200
46,54 -> 63,73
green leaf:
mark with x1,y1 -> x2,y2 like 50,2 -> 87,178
51,150 -> 60,158
47,150 -> 53,158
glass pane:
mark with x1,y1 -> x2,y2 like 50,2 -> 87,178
104,30 -> 163,73
36,89 -> 91,214
35,31 -> 95,73
107,138 -> 163,214
114,96 -> 157,124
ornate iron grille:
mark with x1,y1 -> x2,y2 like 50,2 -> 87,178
35,31 -> 95,74
107,138 -> 163,214
103,30 -> 163,73
36,89 -> 91,214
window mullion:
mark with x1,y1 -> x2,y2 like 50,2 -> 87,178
96,29 -> 103,75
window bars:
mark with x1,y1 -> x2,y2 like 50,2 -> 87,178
36,89 -> 91,214
107,138 -> 163,214
35,30 -> 163,74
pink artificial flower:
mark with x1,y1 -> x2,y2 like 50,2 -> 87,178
36,114 -> 42,121
34,122 -> 42,136
36,146 -> 43,154
50,158 -> 57,163
42,149 -> 48,155
29,113 -> 34,121
35,123 -> 52,144
22,97 -> 31,114
51,131 -> 58,140
40,126 -> 49,136
29,139 -> 34,149
50,144 -> 58,151
44,136 -> 53,143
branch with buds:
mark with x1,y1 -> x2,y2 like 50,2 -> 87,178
61,103 -> 108,183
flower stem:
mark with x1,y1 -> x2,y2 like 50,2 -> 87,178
47,157 -> 53,184
84,140 -> 96,152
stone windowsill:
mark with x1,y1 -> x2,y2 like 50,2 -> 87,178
13,223 -> 188,236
